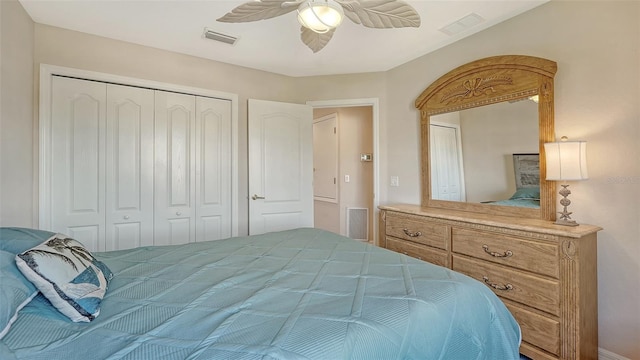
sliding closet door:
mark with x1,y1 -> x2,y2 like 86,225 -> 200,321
46,73 -> 234,250
50,76 -> 106,252
105,84 -> 155,250
195,97 -> 232,241
154,91 -> 196,245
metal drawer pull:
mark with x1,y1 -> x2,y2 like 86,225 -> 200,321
482,276 -> 514,291
482,244 -> 513,258
403,229 -> 422,237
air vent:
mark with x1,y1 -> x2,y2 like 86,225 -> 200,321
203,29 -> 238,45
347,207 -> 369,242
439,13 -> 484,36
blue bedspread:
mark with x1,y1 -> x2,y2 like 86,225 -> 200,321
1,228 -> 520,359
487,198 -> 540,209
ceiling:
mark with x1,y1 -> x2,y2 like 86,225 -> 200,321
19,0 -> 548,77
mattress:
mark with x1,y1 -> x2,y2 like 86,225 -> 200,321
1,228 -> 521,359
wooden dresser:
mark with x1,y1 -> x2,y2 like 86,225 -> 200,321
379,204 -> 601,360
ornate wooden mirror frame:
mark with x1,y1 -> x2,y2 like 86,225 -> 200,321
415,55 -> 557,220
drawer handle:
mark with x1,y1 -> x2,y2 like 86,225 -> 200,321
403,229 -> 422,237
482,276 -> 514,291
482,245 -> 513,258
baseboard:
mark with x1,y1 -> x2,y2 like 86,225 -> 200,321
599,347 -> 631,360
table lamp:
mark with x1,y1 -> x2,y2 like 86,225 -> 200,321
544,136 -> 588,226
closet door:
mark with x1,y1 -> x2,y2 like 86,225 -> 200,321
195,97 -> 232,241
50,76 -> 106,252
105,84 -> 155,250
46,75 -> 234,250
154,91 -> 196,245
430,124 -> 465,201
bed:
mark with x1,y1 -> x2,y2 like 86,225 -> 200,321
487,192 -> 540,208
487,154 -> 540,209
1,227 -> 521,359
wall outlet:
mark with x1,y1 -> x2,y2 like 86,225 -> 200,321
344,175 -> 350,183
391,176 -> 399,187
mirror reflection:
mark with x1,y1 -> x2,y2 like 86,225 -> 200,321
429,97 -> 539,208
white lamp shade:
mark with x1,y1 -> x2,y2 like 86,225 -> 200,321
298,0 -> 343,33
544,141 -> 588,180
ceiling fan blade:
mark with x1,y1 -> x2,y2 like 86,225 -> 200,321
301,27 -> 335,53
336,0 -> 421,28
217,0 -> 300,23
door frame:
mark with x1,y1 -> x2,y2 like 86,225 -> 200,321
38,64 -> 240,236
306,98 -> 379,243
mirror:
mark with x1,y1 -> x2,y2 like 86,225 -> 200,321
429,99 -> 539,205
415,55 -> 557,220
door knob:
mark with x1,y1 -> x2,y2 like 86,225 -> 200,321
251,194 -> 265,200
176,211 -> 182,216
123,215 -> 129,220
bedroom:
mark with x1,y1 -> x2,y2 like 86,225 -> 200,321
1,0 -> 638,359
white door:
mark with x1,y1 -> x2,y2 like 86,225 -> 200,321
248,99 -> 313,235
105,84 -> 155,251
50,76 -> 106,252
46,75 -> 233,250
430,123 -> 465,201
313,113 -> 338,202
154,91 -> 196,245
195,96 -> 232,241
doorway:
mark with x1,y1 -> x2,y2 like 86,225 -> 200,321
308,99 -> 378,243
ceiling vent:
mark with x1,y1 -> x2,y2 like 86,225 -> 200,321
439,13 -> 484,36
203,29 -> 238,45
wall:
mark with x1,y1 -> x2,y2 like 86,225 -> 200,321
0,0 -> 34,227
384,1 -> 640,358
313,106 -> 374,241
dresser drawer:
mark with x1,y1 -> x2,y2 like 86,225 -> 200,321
386,237 -> 449,267
386,212 -> 448,250
505,302 -> 560,356
452,255 -> 560,316
452,228 -> 559,278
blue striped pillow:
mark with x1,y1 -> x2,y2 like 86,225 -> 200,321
0,227 -> 55,254
0,250 -> 38,339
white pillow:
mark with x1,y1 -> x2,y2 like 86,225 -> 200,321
15,234 -> 113,322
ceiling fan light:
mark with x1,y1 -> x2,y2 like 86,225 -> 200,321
297,0 -> 343,33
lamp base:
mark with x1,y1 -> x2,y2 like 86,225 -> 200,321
554,218 -> 579,227
555,184 -> 580,226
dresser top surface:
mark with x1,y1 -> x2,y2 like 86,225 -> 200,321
380,204 -> 602,238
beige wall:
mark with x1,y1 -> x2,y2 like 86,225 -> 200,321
1,0 -> 638,358
0,0 -> 34,227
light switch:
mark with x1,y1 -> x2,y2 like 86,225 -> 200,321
391,176 -> 399,187
344,175 -> 350,183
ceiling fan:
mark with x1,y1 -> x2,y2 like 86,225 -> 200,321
217,0 -> 421,53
